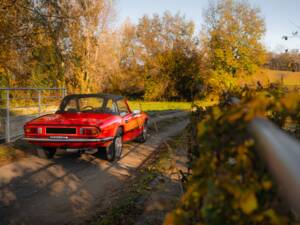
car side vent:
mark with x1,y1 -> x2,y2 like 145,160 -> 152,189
46,128 -> 76,134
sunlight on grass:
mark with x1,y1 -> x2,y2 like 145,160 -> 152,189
194,100 -> 219,108
240,69 -> 300,87
0,145 -> 16,161
128,101 -> 191,112
264,69 -> 300,86
0,144 -> 27,165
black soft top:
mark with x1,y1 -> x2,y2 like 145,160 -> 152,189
63,93 -> 124,101
58,93 -> 125,112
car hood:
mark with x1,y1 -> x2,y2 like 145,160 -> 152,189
27,113 -> 116,126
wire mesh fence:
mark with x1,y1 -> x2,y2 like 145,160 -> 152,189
0,88 -> 66,143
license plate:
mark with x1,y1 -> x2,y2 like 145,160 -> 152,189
49,136 -> 68,139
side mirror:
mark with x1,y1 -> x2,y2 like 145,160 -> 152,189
120,112 -> 127,117
132,109 -> 141,116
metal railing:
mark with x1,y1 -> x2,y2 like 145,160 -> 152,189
248,117 -> 300,216
0,88 -> 66,143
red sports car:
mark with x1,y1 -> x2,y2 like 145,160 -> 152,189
23,94 -> 148,161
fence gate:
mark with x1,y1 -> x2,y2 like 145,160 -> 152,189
0,88 -> 66,143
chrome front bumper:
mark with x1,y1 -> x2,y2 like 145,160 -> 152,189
23,137 -> 114,142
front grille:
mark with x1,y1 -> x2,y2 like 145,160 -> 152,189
46,127 -> 76,134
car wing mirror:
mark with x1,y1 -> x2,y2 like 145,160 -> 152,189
120,112 -> 127,117
132,109 -> 141,116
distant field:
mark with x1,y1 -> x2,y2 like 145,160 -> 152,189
128,101 -> 191,112
241,69 -> 300,87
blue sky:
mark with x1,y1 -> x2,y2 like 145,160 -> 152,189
115,0 -> 300,52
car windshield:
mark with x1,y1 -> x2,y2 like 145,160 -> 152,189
61,96 -> 117,114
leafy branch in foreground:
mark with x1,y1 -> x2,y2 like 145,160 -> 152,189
165,90 -> 300,225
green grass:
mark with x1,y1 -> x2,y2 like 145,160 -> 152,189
127,101 -> 191,112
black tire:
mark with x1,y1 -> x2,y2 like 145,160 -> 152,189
74,150 -> 84,158
42,147 -> 57,159
98,128 -> 123,162
136,122 -> 148,143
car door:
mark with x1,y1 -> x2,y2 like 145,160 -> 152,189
116,99 -> 139,141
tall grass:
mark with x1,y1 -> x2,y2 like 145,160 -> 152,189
127,101 -> 191,112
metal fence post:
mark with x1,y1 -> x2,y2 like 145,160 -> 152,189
5,89 -> 10,142
38,89 -> 41,116
62,88 -> 67,98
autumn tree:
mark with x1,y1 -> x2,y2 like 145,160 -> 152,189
0,0 -> 116,92
63,0 -> 117,93
202,0 -> 266,93
117,20 -> 144,97
134,12 -> 201,100
0,0 -> 36,87
267,52 -> 300,72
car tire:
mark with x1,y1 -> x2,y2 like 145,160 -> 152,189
98,128 -> 123,162
39,147 -> 56,159
74,150 -> 84,158
136,122 -> 148,143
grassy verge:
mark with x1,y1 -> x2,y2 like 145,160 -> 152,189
0,139 -> 40,166
128,101 -> 191,112
90,167 -> 158,225
0,144 -> 27,165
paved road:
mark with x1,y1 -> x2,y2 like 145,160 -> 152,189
0,112 -> 189,225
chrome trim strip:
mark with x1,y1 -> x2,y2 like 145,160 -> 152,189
23,137 -> 114,142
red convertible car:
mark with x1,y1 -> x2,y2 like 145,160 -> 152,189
23,94 -> 148,161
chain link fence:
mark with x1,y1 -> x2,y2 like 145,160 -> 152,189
0,88 -> 66,143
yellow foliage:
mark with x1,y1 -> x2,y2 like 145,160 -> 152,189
239,192 -> 258,214
165,89 -> 299,225
262,181 -> 272,190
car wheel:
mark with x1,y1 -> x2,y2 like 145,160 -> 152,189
98,128 -> 123,162
39,147 -> 56,159
137,122 -> 148,143
74,150 -> 84,158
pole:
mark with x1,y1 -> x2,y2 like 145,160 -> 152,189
38,89 -> 41,116
62,88 -> 67,98
5,90 -> 10,142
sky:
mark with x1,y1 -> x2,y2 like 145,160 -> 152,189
115,0 -> 300,53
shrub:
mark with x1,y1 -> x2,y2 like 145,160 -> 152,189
164,90 -> 300,225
